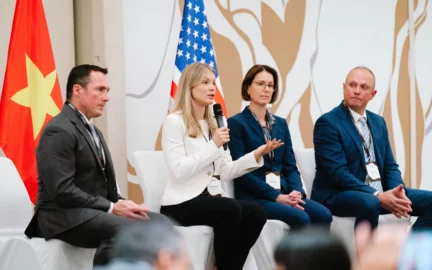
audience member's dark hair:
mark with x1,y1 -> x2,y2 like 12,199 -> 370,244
275,227 -> 351,270
113,218 -> 182,264
66,64 -> 108,100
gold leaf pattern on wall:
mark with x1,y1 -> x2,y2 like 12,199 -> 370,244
154,125 -> 163,151
128,182 -> 144,205
415,86 -> 425,188
412,1 -> 428,188
127,158 -> 144,203
261,0 -> 306,114
212,1 -> 307,118
298,83 -> 314,148
383,0 -> 428,188
397,37 -> 413,186
285,83 -> 314,148
426,99 -> 432,119
127,158 -> 137,176
382,95 -> 396,169
213,1 -> 257,67
383,0 -> 408,176
210,29 -> 243,117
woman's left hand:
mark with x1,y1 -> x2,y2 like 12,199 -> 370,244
254,139 -> 284,161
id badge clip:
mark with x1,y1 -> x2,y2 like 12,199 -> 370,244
366,162 -> 381,182
208,175 -> 222,196
266,172 -> 281,190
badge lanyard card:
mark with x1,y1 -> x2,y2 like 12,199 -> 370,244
253,115 -> 281,190
203,129 -> 222,196
347,109 -> 381,183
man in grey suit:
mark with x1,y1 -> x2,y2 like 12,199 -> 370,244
25,64 -> 162,265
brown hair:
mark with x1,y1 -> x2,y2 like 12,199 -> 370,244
241,64 -> 279,104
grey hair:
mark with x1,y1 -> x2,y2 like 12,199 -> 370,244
113,218 -> 182,264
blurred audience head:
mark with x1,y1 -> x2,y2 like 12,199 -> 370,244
354,221 -> 409,270
399,230 -> 432,270
113,218 -> 191,270
274,226 -> 351,270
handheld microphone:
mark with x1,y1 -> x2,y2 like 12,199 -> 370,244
213,103 -> 227,151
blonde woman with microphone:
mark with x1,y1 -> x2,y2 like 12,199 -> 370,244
160,62 -> 283,270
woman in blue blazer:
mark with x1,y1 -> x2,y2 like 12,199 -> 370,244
228,64 -> 332,229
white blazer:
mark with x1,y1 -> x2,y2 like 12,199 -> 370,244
160,111 -> 264,206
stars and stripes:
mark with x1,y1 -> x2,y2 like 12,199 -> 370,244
170,0 -> 227,116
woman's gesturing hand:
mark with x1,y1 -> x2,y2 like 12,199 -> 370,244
254,139 -> 284,161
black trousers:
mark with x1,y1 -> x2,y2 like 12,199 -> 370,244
161,194 -> 267,270
38,211 -> 164,266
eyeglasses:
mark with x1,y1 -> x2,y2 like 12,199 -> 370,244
252,81 -> 275,92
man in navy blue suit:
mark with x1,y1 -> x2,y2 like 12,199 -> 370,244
312,66 -> 432,229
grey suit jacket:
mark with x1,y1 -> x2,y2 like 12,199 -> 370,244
25,104 -> 122,239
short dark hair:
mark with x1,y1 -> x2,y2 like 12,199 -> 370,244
275,227 -> 351,270
241,64 -> 279,104
66,64 -> 108,100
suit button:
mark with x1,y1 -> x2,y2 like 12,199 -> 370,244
207,172 -> 212,176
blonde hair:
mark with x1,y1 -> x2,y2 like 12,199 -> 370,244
173,62 -> 217,137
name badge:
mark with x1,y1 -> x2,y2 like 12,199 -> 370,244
266,172 -> 281,190
366,162 -> 381,182
207,175 -> 222,196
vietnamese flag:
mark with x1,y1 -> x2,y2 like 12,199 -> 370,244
0,0 -> 63,203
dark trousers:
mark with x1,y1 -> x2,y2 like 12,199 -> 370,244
160,195 -> 266,270
39,211 -> 163,266
325,188 -> 432,229
258,198 -> 333,230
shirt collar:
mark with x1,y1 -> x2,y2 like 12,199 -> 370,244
66,102 -> 93,125
348,107 -> 367,122
77,110 -> 93,125
248,106 -> 276,126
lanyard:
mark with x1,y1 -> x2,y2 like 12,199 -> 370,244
202,128 -> 216,175
346,108 -> 372,160
259,122 -> 274,163
66,101 -> 106,169
249,108 -> 274,163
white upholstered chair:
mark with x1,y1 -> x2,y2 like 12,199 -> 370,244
0,157 -> 96,270
133,151 -> 215,269
294,148 -> 410,250
0,238 -> 43,270
223,178 -> 289,270
0,157 -> 33,242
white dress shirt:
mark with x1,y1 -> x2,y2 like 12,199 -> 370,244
348,108 -> 380,196
77,110 -> 114,213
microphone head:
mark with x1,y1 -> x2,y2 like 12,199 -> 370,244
213,103 -> 223,117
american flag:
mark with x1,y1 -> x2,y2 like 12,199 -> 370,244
170,0 -> 227,116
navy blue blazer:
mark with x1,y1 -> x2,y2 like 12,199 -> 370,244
228,107 -> 304,202
312,101 -> 404,204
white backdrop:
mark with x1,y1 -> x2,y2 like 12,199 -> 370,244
0,0 -> 431,202
123,0 -> 432,200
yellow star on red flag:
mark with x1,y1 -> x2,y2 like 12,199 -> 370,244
11,54 -> 60,139
0,0 -> 64,203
